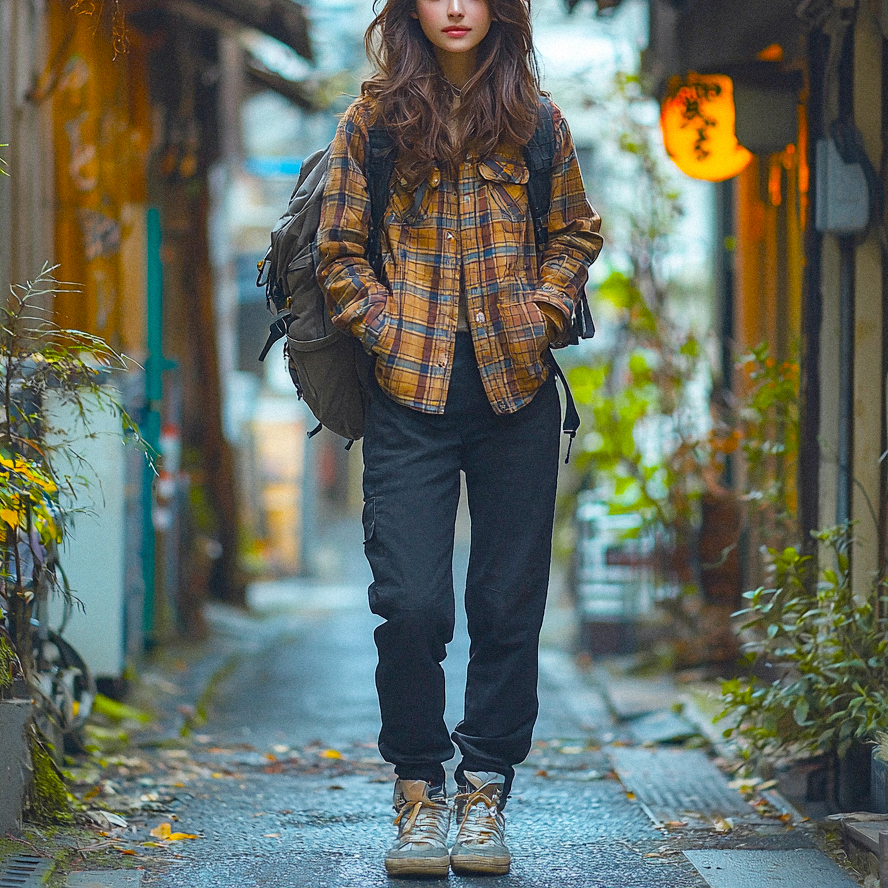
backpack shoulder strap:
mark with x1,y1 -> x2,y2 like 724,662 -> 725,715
523,96 -> 556,252
365,126 -> 397,279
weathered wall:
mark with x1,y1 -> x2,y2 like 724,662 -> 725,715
48,1 -> 151,358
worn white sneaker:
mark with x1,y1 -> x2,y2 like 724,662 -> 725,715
385,779 -> 451,878
450,771 -> 510,876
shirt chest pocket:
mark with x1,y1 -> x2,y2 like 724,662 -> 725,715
478,156 -> 529,223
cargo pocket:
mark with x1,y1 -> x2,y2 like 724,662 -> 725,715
361,497 -> 376,545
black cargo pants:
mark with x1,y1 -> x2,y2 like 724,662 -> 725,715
361,332 -> 561,801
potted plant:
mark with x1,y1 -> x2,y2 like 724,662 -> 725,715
718,523 -> 888,810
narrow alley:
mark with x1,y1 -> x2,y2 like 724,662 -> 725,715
27,518 -> 858,888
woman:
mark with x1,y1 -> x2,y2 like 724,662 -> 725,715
317,0 -> 602,877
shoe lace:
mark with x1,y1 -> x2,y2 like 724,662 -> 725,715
456,789 -> 503,845
393,797 -> 448,846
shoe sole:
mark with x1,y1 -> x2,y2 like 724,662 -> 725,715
450,853 -> 510,876
385,855 -> 450,878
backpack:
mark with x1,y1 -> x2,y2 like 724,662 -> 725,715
256,127 -> 396,443
257,99 -> 594,451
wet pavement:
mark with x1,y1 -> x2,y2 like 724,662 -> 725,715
3,519 -> 866,886
119,586 -> 719,888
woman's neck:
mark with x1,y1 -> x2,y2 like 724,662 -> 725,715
434,47 -> 478,90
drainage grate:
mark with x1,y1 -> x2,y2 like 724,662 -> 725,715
684,849 -> 861,888
0,854 -> 54,888
65,873 -> 142,887
610,746 -> 757,828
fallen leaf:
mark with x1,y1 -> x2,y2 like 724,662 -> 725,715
328,785 -> 344,791
728,778 -> 760,791
151,823 -> 173,840
85,810 -> 128,829
626,791 -> 636,800
535,769 -> 550,778
712,816 -> 733,833
321,749 -> 342,759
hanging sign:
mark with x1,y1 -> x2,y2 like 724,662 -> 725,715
661,73 -> 753,182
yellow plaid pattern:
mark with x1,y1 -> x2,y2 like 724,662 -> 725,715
316,97 -> 603,416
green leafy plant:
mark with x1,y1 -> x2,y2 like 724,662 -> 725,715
731,343 -> 800,555
571,271 -> 709,547
0,264 -> 145,685
718,524 -> 888,761
569,74 -> 708,559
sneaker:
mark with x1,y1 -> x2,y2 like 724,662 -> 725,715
450,771 -> 510,876
384,779 -> 451,878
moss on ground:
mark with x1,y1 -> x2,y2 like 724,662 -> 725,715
0,635 -> 15,693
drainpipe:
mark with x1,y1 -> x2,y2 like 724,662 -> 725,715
835,23 -> 856,527
799,27 -> 827,552
143,207 -> 169,646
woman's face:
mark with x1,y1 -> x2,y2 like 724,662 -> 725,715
413,0 -> 493,60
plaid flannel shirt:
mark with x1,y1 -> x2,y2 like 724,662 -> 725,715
316,96 -> 603,416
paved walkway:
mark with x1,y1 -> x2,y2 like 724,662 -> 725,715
1,518 -> 867,887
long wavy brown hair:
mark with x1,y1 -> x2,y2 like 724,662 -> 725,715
363,0 -> 541,185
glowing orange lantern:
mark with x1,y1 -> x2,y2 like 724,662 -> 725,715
661,73 -> 753,182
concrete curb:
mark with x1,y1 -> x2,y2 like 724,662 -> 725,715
0,698 -> 32,832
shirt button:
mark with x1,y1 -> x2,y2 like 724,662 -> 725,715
445,231 -> 454,241
437,358 -> 447,367
475,311 -> 486,324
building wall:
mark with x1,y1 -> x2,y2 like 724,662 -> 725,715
1,0 -> 54,293
814,12 -> 885,594
849,12 -> 884,595
48,2 -> 150,358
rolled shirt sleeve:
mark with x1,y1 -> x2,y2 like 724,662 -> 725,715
532,106 -> 603,346
316,103 -> 392,355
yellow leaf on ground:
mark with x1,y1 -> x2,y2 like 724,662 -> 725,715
166,832 -> 198,841
321,749 -> 342,759
150,823 -> 172,840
